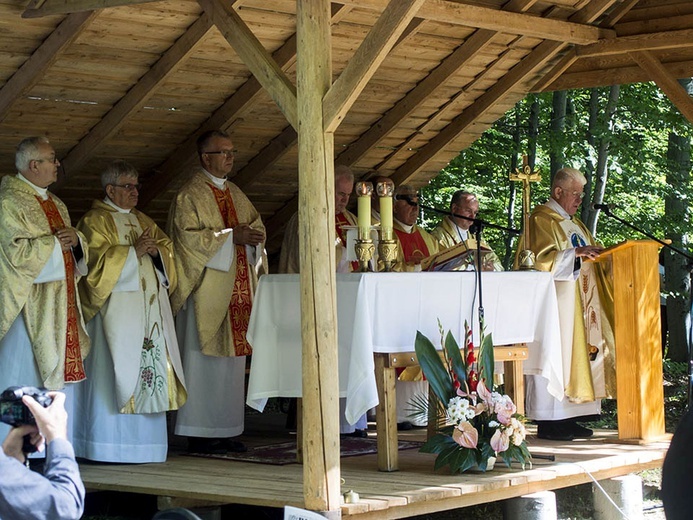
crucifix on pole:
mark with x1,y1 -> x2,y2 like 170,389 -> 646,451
510,155 -> 541,270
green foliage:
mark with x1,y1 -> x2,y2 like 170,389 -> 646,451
419,84 -> 692,268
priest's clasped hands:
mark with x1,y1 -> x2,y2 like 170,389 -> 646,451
54,227 -> 79,251
233,223 -> 265,246
135,228 -> 159,258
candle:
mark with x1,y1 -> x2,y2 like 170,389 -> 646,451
355,182 -> 373,240
376,180 -> 394,241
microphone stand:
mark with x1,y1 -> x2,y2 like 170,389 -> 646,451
420,204 -> 520,335
599,206 -> 693,408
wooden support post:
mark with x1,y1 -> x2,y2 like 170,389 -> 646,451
297,0 -> 341,515
374,354 -> 399,472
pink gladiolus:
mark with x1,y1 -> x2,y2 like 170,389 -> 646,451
490,428 -> 510,453
452,421 -> 478,449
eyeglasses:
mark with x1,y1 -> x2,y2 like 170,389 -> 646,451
33,156 -> 59,164
204,149 -> 236,158
111,183 -> 141,192
559,187 -> 585,199
395,195 -> 420,207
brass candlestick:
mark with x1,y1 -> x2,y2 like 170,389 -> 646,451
378,239 -> 398,272
354,239 -> 375,272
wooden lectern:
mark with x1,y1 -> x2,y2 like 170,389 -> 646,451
594,240 -> 666,441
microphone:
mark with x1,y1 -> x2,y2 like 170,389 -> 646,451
591,202 -> 614,211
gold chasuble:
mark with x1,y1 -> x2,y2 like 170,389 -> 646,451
77,200 -> 186,413
0,175 -> 89,389
431,216 -> 503,272
516,203 -> 616,402
168,171 -> 265,358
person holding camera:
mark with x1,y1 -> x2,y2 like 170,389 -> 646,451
0,391 -> 85,520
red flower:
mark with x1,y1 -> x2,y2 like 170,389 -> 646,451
466,350 -> 476,365
468,370 -> 478,392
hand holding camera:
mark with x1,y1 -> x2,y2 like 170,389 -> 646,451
1,386 -> 65,459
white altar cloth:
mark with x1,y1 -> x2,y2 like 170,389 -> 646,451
246,271 -> 563,425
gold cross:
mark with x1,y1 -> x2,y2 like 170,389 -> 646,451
510,155 -> 541,269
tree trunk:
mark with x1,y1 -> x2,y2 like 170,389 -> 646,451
503,108 -> 520,269
586,85 -> 620,235
527,94 -> 539,172
549,90 -> 567,177
664,132 -> 691,362
581,88 -> 599,223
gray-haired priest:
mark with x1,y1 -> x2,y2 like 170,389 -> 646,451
75,160 -> 187,462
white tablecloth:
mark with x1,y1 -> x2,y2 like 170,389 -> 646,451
246,271 -> 563,424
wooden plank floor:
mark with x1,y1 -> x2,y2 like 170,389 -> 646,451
78,413 -> 669,519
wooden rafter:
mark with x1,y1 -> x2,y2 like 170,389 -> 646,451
232,125 -> 297,189
199,0 -> 298,130
0,11 -> 97,123
335,0 -> 536,168
54,14 -> 213,191
322,0 -> 426,133
578,29 -> 693,58
629,50 -> 693,124
23,0 -> 158,18
139,4 -> 352,208
335,0 -> 613,44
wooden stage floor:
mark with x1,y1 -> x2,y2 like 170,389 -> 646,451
78,411 -> 669,519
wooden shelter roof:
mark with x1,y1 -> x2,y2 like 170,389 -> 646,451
1,0 -> 693,253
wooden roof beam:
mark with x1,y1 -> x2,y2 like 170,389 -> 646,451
0,11 -> 97,124
232,125 -> 297,189
577,29 -> 693,58
335,0 -> 537,168
323,0 -> 426,133
335,0 -> 614,44
23,0 -> 158,18
55,14 -> 213,190
199,0 -> 298,130
629,50 -> 693,124
139,4 -> 352,208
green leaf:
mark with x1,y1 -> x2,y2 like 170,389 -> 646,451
478,328 -> 495,391
420,434 -> 455,454
415,331 -> 454,403
444,330 -> 467,385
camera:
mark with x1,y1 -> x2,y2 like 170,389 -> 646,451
0,386 -> 53,427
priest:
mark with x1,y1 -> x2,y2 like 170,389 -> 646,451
515,167 -> 615,441
0,136 -> 90,442
168,130 -> 266,454
392,184 -> 440,271
432,190 -> 503,271
75,160 -> 187,462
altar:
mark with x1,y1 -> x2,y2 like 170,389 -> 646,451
246,271 -> 564,430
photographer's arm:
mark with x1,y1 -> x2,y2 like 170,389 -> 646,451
0,393 -> 85,520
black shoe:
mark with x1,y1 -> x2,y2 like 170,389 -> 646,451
223,439 -> 248,453
397,421 -> 413,431
565,421 -> 593,439
536,421 -> 575,441
342,429 -> 368,438
187,437 -> 227,455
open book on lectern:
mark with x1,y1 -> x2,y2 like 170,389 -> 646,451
420,239 -> 494,272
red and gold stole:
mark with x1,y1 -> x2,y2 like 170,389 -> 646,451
335,212 -> 359,272
208,183 -> 253,356
394,227 -> 430,263
36,196 -> 86,382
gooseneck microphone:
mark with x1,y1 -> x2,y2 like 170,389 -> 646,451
591,202 -> 614,211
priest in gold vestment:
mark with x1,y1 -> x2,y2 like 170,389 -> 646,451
515,167 -> 615,441
168,130 -> 266,454
0,136 -> 90,443
278,165 -> 369,436
74,160 -> 187,462
432,190 -> 503,272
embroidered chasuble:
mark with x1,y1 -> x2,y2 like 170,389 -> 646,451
431,216 -> 504,271
168,171 -> 265,358
209,183 -> 253,356
0,175 -> 89,389
515,203 -> 616,403
392,222 -> 440,272
77,200 -> 187,413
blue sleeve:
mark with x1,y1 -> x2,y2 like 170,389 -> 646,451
0,438 -> 85,520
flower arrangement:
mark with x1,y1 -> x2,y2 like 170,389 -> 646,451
414,321 -> 531,473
